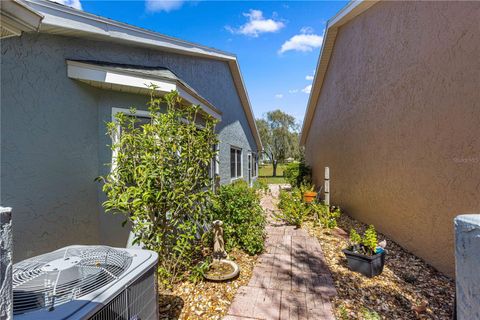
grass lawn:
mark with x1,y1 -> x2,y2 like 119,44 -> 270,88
258,164 -> 286,184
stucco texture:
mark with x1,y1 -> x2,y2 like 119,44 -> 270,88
1,33 -> 258,261
304,1 -> 480,276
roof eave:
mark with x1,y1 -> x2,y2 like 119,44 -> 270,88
299,0 -> 379,146
24,0 -> 235,61
24,0 -> 262,151
66,60 -> 222,120
227,59 -> 263,151
0,0 -> 43,38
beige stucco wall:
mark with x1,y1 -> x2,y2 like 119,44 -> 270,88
304,1 -> 480,276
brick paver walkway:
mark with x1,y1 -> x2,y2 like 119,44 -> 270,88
225,185 -> 337,320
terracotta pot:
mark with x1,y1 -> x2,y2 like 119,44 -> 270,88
303,191 -> 317,203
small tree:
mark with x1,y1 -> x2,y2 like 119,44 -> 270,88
97,89 -> 218,286
256,110 -> 298,176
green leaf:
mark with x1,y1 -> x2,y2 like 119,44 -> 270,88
94,89 -> 218,287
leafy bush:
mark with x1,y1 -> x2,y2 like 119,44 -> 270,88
299,183 -> 316,193
348,225 -> 378,255
275,188 -> 310,227
362,225 -> 378,254
253,178 -> 269,194
361,307 -> 381,320
310,202 -> 341,229
189,258 -> 211,284
210,181 -> 266,255
276,184 -> 339,229
97,90 -> 218,286
349,229 -> 362,245
284,161 -> 311,188
338,304 -> 349,320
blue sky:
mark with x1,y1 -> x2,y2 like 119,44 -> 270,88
58,0 -> 348,124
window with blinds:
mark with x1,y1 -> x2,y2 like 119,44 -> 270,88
230,147 -> 242,179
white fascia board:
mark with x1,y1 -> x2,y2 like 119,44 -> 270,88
66,61 -> 221,120
25,0 -> 235,61
1,22 -> 22,38
67,62 -> 176,92
0,0 -> 43,38
104,72 -> 176,93
329,0 -> 376,27
299,0 -> 379,146
227,59 -> 263,151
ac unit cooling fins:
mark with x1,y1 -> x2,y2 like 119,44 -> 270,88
12,245 -> 158,320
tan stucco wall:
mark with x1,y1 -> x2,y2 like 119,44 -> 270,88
304,1 -> 480,276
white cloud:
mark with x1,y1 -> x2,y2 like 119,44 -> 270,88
279,27 -> 323,54
302,84 -> 312,94
288,89 -> 298,94
275,94 -> 283,99
50,0 -> 82,10
146,0 -> 184,12
300,26 -> 314,34
226,9 -> 285,37
306,69 -> 316,80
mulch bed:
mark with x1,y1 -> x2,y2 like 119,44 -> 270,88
158,248 -> 257,320
304,214 -> 455,320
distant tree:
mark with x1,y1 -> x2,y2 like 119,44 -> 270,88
256,110 -> 299,177
290,131 -> 301,161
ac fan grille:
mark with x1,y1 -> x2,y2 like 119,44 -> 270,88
88,266 -> 157,320
13,246 -> 133,315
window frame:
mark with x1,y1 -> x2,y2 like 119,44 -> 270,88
210,144 -> 220,178
251,152 -> 258,178
111,107 -> 151,173
230,146 -> 243,181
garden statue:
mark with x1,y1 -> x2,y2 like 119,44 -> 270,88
212,220 -> 227,260
204,220 -> 239,281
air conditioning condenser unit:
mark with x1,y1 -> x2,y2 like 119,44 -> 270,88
12,245 -> 158,320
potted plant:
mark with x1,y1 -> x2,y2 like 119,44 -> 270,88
342,225 -> 386,277
301,184 -> 317,203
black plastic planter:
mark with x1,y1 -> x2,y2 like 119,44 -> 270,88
342,249 -> 386,278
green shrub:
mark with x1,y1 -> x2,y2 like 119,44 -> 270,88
361,307 -> 381,320
189,258 -> 211,284
311,202 -> 341,229
349,229 -> 362,245
97,90 -> 218,286
284,161 -> 311,188
338,304 -> 349,320
275,188 -> 309,227
299,183 -> 316,194
348,225 -> 378,255
253,178 -> 269,194
211,181 -> 266,255
362,225 -> 378,255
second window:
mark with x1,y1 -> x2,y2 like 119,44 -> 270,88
230,147 -> 242,179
